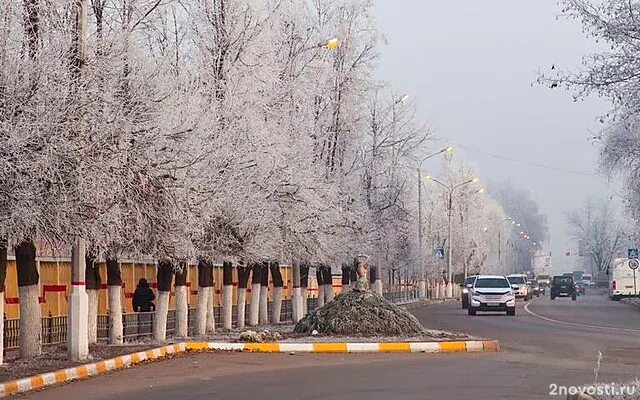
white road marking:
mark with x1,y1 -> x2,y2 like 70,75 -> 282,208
524,302 -> 640,333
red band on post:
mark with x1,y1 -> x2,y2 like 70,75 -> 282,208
71,281 -> 85,286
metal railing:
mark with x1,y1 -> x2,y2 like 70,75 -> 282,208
3,291 -> 406,350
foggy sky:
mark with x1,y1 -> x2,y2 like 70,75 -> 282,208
372,0 -> 623,273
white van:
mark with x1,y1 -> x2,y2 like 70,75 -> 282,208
609,258 -> 640,300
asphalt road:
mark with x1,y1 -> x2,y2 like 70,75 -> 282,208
19,292 -> 640,400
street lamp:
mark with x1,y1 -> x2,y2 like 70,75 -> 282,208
424,175 -> 480,297
416,146 -> 453,298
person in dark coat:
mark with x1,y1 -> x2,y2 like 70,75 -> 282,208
132,278 -> 155,312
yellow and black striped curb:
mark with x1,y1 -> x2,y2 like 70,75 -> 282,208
0,339 -> 499,397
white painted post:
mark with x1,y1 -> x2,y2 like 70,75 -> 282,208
68,237 -> 89,361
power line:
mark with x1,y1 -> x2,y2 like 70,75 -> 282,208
454,144 -> 597,177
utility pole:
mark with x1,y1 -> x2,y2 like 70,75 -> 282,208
68,0 -> 89,362
447,191 -> 453,297
418,166 -> 425,298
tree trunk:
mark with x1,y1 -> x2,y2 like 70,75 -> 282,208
270,261 -> 283,324
154,260 -> 173,343
237,262 -> 250,328
196,258 -> 214,335
292,262 -> 301,322
300,264 -> 310,315
316,266 -> 325,308
323,265 -> 334,302
249,262 -> 261,326
15,240 -> 41,358
341,263 -> 350,294
106,257 -> 123,344
259,262 -> 269,324
374,266 -> 383,295
0,238 -> 7,365
222,260 -> 233,330
85,251 -> 100,344
174,264 -> 188,338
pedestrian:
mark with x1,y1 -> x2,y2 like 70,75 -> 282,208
133,278 -> 156,312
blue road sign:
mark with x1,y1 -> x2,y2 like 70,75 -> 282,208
629,248 -> 639,260
436,247 -> 445,259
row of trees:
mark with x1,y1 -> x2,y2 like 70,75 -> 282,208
0,0 -> 519,361
543,0 -> 640,273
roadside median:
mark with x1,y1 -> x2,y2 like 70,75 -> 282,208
0,339 -> 500,398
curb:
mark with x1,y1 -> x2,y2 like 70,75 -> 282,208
0,340 -> 499,397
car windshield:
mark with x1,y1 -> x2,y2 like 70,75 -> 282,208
507,276 -> 525,284
553,276 -> 572,285
475,278 -> 510,288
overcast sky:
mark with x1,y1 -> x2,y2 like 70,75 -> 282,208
372,0 -> 622,272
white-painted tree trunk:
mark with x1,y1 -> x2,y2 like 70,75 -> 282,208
292,287 -> 302,322
434,282 -> 440,299
317,285 -> 325,308
374,279 -> 383,295
154,291 -> 170,343
0,299 -> 4,365
108,285 -> 123,344
175,286 -> 188,338
249,283 -> 260,326
237,288 -> 247,328
195,285 -> 208,336
419,280 -> 426,298
19,284 -> 41,357
222,284 -> 233,330
325,283 -> 334,303
259,285 -> 268,324
205,286 -> 215,334
271,286 -> 282,324
87,289 -> 99,344
301,287 -> 308,316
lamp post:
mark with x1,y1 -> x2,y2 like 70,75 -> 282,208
424,175 -> 479,298
416,146 -> 452,298
498,219 -> 519,262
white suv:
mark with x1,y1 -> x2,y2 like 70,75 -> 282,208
506,274 -> 531,300
468,275 -> 516,316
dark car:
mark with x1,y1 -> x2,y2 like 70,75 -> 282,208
551,275 -> 577,301
461,275 -> 478,309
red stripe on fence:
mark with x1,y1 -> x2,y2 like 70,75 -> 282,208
5,297 -> 19,304
99,283 -> 126,290
71,281 -> 85,286
43,284 -> 66,292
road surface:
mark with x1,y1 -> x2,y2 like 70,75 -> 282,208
19,292 -> 640,400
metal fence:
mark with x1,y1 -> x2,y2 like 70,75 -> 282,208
3,297 -> 320,350
4,290 -> 414,350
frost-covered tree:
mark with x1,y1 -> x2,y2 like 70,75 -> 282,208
488,180 -> 548,273
567,197 -> 625,273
